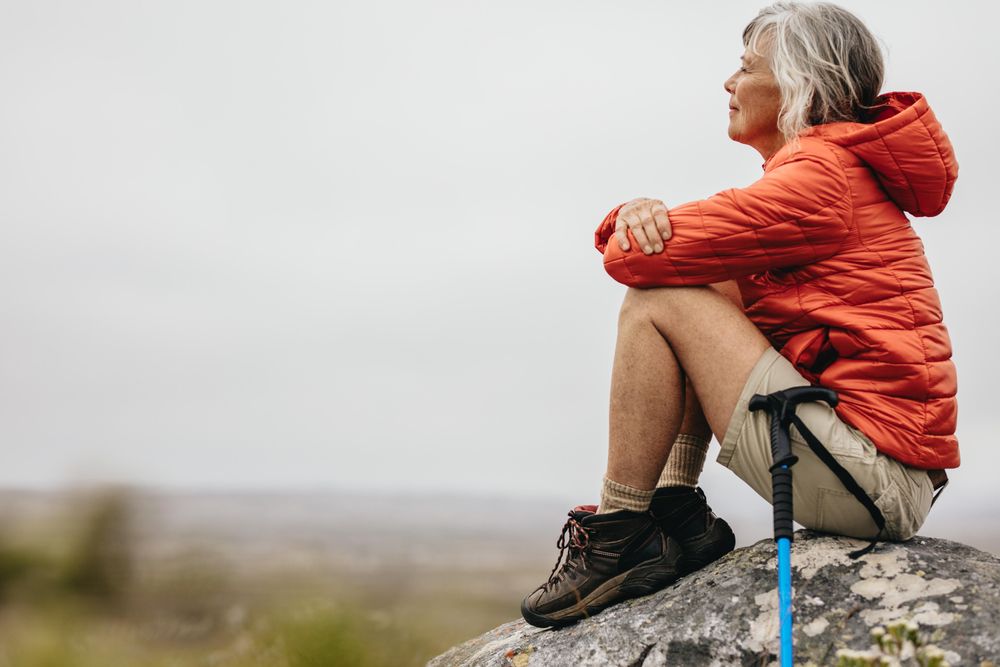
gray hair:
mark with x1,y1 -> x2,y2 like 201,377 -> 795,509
743,2 -> 884,144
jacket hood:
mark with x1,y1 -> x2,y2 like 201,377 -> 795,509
799,92 -> 958,217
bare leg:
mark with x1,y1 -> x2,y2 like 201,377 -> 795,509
675,282 -> 742,440
677,377 -> 711,441
606,284 -> 770,490
523,283 -> 762,626
654,379 -> 713,489
606,299 -> 685,489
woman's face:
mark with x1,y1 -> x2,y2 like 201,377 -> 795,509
724,47 -> 784,159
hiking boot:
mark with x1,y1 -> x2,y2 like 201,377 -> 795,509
648,486 -> 735,575
520,505 -> 682,628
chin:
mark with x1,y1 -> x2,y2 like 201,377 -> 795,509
727,119 -> 741,140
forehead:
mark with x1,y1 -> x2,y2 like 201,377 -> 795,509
742,28 -> 774,62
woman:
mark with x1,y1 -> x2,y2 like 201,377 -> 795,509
521,1 -> 958,629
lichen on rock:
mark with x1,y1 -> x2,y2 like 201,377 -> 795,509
427,531 -> 1000,667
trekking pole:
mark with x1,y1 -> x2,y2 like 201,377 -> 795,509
749,386 -> 838,667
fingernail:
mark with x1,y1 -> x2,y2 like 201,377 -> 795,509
643,245 -> 652,254
662,232 -> 670,239
654,244 -> 662,252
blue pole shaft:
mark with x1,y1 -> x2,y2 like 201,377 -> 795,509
777,535 -> 793,667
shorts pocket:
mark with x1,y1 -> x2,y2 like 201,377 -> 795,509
812,477 -> 920,542
813,486 -> 879,539
878,463 -> 931,541
872,479 -> 912,541
846,426 -> 879,463
787,407 -> 868,461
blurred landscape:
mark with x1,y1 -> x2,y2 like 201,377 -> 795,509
0,486 -> 567,667
0,486 -> 995,667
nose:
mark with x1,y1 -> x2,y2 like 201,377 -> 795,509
723,71 -> 737,95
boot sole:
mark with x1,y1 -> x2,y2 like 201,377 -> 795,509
521,553 -> 681,629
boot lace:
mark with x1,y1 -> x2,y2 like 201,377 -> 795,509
545,513 -> 592,586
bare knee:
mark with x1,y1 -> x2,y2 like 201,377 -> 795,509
710,280 -> 743,307
619,287 -> 658,327
618,285 -> 697,326
619,283 -> 742,324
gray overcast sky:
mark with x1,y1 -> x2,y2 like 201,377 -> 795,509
0,1 -> 996,526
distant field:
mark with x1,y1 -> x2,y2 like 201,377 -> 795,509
0,487 -> 993,666
0,488 -> 568,666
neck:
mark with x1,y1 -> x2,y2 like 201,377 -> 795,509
754,133 -> 788,162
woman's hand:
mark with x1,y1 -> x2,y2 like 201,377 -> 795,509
616,198 -> 672,254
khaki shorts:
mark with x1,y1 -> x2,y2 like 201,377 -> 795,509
717,347 -> 935,541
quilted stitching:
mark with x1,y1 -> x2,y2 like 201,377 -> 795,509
594,91 -> 959,470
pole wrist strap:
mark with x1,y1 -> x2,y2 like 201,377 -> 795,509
789,413 -> 886,558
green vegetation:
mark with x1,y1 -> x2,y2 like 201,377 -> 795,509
835,620 -> 951,667
0,489 -> 521,667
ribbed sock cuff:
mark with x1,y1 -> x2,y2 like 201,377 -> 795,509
598,476 -> 655,514
657,433 -> 710,489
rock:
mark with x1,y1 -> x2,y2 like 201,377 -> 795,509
427,531 -> 1000,666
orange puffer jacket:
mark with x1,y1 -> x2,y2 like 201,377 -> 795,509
595,92 -> 959,470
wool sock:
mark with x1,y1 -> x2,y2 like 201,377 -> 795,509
656,433 -> 710,489
597,476 -> 655,514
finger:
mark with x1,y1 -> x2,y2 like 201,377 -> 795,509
630,221 -> 654,255
643,220 -> 661,253
628,207 -> 655,254
616,229 -> 631,251
639,203 -> 661,253
615,214 -> 631,251
651,201 -> 672,241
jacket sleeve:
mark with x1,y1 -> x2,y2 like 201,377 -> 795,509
596,146 -> 853,287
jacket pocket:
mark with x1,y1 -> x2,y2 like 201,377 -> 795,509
783,327 -> 838,381
809,328 -> 839,376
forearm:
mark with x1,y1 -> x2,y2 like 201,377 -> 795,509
596,148 -> 853,287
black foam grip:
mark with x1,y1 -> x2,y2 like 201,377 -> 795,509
748,394 -> 769,411
782,386 -> 839,407
769,414 -> 783,458
768,412 -> 794,466
771,467 -> 794,541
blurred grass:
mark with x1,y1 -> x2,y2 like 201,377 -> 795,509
0,488 -> 526,667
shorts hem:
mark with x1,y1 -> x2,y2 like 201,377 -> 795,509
717,347 -> 784,470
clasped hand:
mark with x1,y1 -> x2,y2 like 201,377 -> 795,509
616,198 -> 672,254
